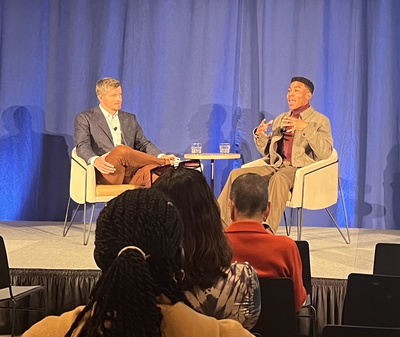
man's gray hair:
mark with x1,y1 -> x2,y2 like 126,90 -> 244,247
230,173 -> 269,218
96,77 -> 121,96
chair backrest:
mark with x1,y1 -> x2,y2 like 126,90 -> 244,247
295,240 -> 312,296
0,236 -> 11,289
322,325 -> 400,337
69,147 -> 90,204
251,277 -> 298,337
342,273 -> 400,328
289,149 -> 338,209
373,243 -> 400,276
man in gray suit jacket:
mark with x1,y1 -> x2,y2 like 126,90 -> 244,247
74,77 -> 175,187
218,77 -> 333,233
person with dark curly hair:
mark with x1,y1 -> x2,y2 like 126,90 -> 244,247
152,167 -> 260,329
22,189 -> 254,337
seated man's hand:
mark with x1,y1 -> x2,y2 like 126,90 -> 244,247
281,116 -> 308,133
160,154 -> 176,164
255,119 -> 273,136
94,153 -> 116,174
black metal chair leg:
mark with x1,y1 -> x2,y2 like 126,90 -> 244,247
84,203 -> 96,245
284,208 -> 294,236
63,198 -> 81,237
11,301 -> 16,337
284,211 -> 290,236
296,207 -> 303,241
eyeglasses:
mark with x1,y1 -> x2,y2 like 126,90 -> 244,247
150,159 -> 202,185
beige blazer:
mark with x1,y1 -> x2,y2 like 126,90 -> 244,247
22,296 -> 254,337
254,106 -> 333,168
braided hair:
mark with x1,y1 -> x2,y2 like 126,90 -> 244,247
65,188 -> 186,337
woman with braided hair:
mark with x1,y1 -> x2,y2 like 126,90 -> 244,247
151,168 -> 260,329
22,188 -> 254,337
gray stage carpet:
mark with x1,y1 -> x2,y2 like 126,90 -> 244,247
2,221 -> 400,279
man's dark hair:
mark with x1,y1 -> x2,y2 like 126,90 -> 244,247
230,173 -> 269,218
291,76 -> 314,93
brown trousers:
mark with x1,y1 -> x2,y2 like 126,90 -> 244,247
96,145 -> 168,187
217,163 -> 297,234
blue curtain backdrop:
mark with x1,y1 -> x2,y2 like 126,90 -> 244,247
0,0 -> 399,229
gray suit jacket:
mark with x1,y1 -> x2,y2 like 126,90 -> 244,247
74,106 -> 162,163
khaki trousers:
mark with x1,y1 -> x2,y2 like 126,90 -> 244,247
218,162 -> 297,234
96,145 -> 168,187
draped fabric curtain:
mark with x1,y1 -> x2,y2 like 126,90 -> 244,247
0,0 -> 399,229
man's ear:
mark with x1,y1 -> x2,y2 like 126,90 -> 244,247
262,201 -> 271,222
229,199 -> 236,221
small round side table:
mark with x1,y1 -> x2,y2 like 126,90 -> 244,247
184,152 -> 241,192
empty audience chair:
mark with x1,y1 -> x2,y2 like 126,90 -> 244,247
63,147 -> 140,245
373,243 -> 400,276
342,273 -> 400,328
0,236 -> 45,337
322,324 -> 400,337
250,277 -> 298,337
295,240 -> 316,337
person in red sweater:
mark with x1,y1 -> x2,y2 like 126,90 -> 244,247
225,172 -> 306,311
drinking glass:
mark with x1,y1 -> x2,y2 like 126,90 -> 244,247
191,143 -> 202,154
219,143 -> 230,154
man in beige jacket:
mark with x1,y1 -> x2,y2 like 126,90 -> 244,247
218,76 -> 333,233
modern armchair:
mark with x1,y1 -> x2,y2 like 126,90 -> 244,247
63,147 -> 140,245
284,149 -> 350,243
241,149 -> 350,243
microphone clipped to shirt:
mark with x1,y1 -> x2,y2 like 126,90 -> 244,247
111,125 -> 125,145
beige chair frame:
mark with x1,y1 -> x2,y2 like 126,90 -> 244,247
241,149 -> 350,243
284,149 -> 350,243
63,148 -> 139,245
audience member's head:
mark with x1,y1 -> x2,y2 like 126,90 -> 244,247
229,173 -> 270,222
152,167 -> 233,290
66,188 -> 186,337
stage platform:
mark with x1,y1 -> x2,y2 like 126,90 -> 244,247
2,221 -> 400,278
1,220 -> 400,336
